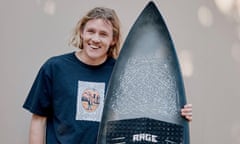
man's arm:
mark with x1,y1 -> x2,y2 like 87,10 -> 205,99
29,114 -> 47,144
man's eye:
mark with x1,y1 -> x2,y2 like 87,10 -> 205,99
87,29 -> 95,33
100,32 -> 108,37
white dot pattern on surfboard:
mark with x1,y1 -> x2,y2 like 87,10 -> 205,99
109,55 -> 182,123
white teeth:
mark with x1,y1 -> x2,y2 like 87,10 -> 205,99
89,44 -> 99,49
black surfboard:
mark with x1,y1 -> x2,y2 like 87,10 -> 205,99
97,1 -> 190,144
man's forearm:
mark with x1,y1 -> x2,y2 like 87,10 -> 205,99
29,114 -> 47,144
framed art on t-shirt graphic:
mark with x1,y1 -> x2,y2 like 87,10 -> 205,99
76,81 -> 105,122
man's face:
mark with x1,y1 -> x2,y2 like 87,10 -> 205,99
80,18 -> 115,64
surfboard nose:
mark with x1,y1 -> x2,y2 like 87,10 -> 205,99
120,1 -> 175,62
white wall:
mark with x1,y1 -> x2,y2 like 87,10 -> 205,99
0,0 -> 240,143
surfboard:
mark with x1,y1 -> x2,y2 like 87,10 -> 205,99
97,1 -> 190,144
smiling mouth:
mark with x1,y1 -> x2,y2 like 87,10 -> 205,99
89,44 -> 100,49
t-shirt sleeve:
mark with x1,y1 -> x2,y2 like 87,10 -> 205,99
23,61 -> 53,117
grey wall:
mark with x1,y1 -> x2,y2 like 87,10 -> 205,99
1,0 -> 240,143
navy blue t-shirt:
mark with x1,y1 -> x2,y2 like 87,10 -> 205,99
23,52 -> 115,144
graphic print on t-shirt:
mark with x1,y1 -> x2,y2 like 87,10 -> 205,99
81,88 -> 100,112
76,81 -> 105,121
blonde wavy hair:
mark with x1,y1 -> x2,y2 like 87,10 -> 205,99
69,7 -> 121,59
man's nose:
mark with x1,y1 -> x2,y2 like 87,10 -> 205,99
92,34 -> 101,43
